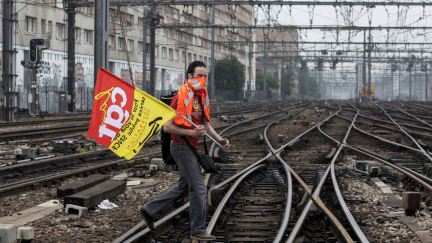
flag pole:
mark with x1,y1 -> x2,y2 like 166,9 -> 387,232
177,114 -> 224,149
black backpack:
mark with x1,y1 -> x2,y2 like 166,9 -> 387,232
160,92 -> 177,165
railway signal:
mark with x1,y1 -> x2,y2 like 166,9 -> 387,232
29,38 -> 46,65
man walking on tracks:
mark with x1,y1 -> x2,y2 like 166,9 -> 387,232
139,61 -> 229,241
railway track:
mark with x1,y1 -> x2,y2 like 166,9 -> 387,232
114,101 -> 371,243
0,102 -> 293,198
0,101 -> 284,143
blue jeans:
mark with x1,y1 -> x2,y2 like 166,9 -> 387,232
143,141 -> 207,235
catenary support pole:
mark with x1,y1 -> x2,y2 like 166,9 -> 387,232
368,30 -> 372,101
2,0 -> 15,121
142,10 -> 147,92
184,43 -> 187,80
67,2 -> 76,112
362,30 -> 367,101
248,36 -> 252,99
210,4 -> 216,99
149,5 -> 156,97
409,69 -> 412,100
94,0 -> 109,85
263,42 -> 267,100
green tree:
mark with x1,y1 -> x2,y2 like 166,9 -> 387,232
256,71 -> 280,91
214,56 -> 245,92
299,67 -> 318,98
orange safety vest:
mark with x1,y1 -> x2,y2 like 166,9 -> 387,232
174,77 -> 210,128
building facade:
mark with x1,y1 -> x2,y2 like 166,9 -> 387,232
255,29 -> 299,99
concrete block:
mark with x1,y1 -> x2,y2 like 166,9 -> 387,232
65,204 -> 88,217
402,192 -> 422,210
0,224 -> 17,243
367,161 -> 382,174
112,173 -> 128,181
16,226 -> 34,240
150,164 -> 158,171
150,158 -> 165,170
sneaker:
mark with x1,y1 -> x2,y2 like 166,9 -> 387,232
190,232 -> 216,241
138,206 -> 156,231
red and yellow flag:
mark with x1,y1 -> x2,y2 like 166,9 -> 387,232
87,68 -> 176,160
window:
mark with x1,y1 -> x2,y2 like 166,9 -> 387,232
193,54 -> 197,61
175,50 -> 179,61
182,51 -> 185,62
127,14 -> 133,26
162,47 -> 167,59
168,48 -> 173,60
127,39 -> 134,52
168,29 -> 172,38
109,35 -> 115,49
48,21 -> 52,36
155,45 -> 159,56
199,55 -> 203,61
84,29 -> 93,44
118,37 -> 126,51
41,19 -> 46,35
204,57 -> 208,64
188,53 -> 192,62
138,17 -> 143,30
109,9 -> 116,22
83,7 -> 92,15
56,23 -> 65,39
138,41 -> 143,54
25,16 -> 36,34
75,27 -> 81,42
174,31 -> 178,40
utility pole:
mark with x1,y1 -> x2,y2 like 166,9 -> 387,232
67,1 -> 76,112
94,0 -> 109,85
248,40 -> 253,99
368,30 -> 372,101
210,5 -> 216,99
142,10 -> 147,92
263,42 -> 267,100
2,0 -> 16,121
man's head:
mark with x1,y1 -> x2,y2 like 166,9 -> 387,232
187,61 -> 207,80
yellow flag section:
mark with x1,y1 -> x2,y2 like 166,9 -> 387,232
120,88 -> 176,159
87,68 -> 176,160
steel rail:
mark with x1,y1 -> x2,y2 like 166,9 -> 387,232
357,114 -> 432,133
287,102 -> 364,242
264,106 -> 342,242
375,104 -> 432,162
0,151 -> 161,198
0,117 -> 91,127
337,113 -> 424,152
345,144 -> 432,198
386,103 -> 432,129
345,102 -> 432,186
206,164 -> 267,234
